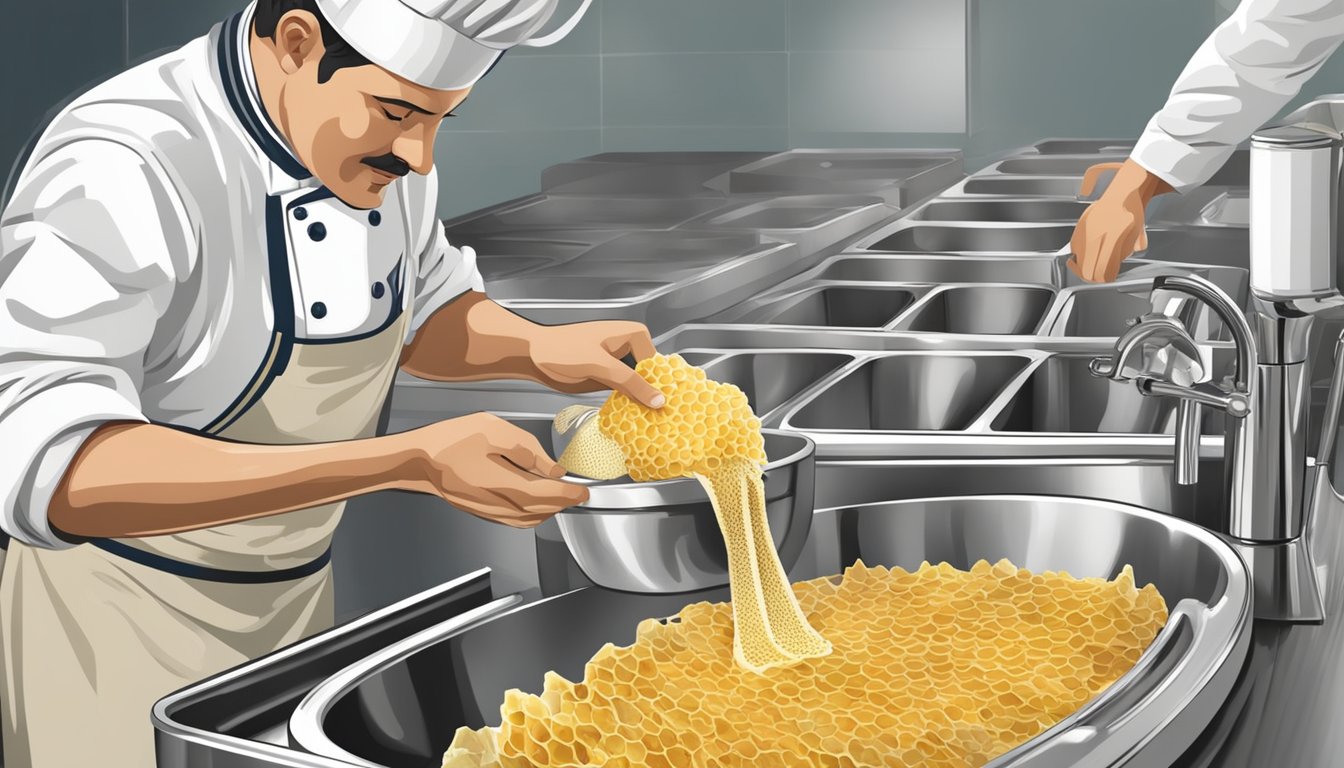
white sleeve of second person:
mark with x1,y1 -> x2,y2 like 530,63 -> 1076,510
0,139 -> 186,549
407,166 -> 486,343
1131,0 -> 1344,192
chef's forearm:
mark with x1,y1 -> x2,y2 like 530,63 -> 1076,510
1108,159 -> 1175,206
47,422 -> 420,539
400,291 -> 548,382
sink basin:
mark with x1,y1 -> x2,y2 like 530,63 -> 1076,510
681,194 -> 899,255
863,223 -> 1074,253
1045,268 -> 1248,341
1030,139 -> 1137,155
717,149 -> 965,206
890,285 -> 1054,335
784,352 -> 1034,431
694,350 -> 856,422
744,283 -> 927,328
288,495 -> 1250,768
911,198 -> 1091,223
445,194 -> 728,234
989,156 -> 1130,176
957,176 -> 1090,197
810,254 -> 1059,285
983,354 -> 1227,435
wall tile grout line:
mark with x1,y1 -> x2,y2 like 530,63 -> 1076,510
785,0 -> 791,149
598,0 -> 605,151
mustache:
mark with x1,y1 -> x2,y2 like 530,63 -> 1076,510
361,154 -> 411,177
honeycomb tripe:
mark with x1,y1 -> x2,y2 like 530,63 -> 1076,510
554,353 -> 830,672
443,559 -> 1170,768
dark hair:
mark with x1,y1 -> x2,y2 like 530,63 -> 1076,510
253,0 -> 373,83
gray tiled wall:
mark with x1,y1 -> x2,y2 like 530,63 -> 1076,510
13,1 -> 1344,219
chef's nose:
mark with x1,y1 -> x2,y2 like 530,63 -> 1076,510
392,125 -> 436,176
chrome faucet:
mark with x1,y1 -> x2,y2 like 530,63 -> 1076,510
1089,96 -> 1344,623
1090,275 -> 1255,488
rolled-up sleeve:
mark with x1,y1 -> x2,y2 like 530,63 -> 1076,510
1131,0 -> 1344,193
0,139 -> 184,548
406,167 -> 485,343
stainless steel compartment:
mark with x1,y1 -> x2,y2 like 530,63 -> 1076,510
811,253 -> 1060,285
691,350 -> 856,423
680,193 -> 899,255
891,285 -> 1054,335
1044,266 -> 1249,341
956,176 -> 1090,197
739,282 -> 929,328
713,149 -> 964,207
483,238 -> 801,336
988,156 -> 1130,176
1029,139 -> 1137,155
784,352 -> 1035,431
289,496 -> 1250,768
443,195 -> 727,235
911,198 -> 1091,223
862,223 -> 1074,254
982,354 -> 1227,435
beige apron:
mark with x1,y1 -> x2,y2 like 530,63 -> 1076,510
0,182 -> 414,766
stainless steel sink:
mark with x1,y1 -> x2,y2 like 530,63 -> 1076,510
1029,139 -> 1137,155
954,176 -> 1090,197
680,193 -> 900,254
890,285 -> 1054,335
444,194 -> 728,234
910,198 -> 1091,222
741,283 -> 928,328
569,231 -> 770,263
989,156 -> 1130,176
1044,268 -> 1249,341
481,239 -> 802,336
288,495 -> 1250,768
981,354 -> 1227,435
692,350 -> 856,422
862,223 -> 1074,253
714,149 -> 965,207
784,351 -> 1036,431
810,254 -> 1060,285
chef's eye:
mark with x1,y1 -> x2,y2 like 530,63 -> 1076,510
381,108 -> 408,122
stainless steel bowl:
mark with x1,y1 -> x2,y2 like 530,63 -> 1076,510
509,416 -> 816,594
288,494 -> 1251,768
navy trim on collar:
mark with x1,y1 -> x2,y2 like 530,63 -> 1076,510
218,10 -> 312,181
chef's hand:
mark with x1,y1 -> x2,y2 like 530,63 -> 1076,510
403,412 -> 589,528
528,321 -> 666,409
1068,159 -> 1173,283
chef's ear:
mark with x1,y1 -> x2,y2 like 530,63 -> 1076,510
273,10 -> 325,75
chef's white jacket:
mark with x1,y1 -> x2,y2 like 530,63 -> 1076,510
0,11 -> 484,549
1132,0 -> 1344,191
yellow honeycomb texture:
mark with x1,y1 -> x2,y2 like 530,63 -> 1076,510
555,353 -> 830,672
596,354 -> 767,481
443,559 -> 1168,768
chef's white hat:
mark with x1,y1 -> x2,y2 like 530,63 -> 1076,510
313,0 -> 593,90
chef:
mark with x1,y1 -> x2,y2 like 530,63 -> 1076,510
1070,0 -> 1344,283
0,0 -> 667,765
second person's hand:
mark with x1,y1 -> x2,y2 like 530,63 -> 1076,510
398,412 -> 590,528
1069,159 -> 1173,283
